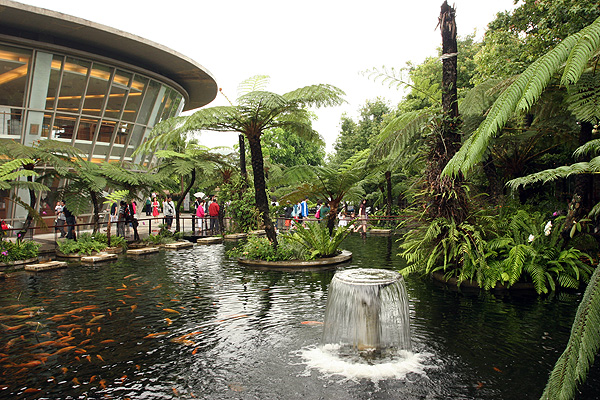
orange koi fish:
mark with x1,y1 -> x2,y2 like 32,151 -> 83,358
143,331 -> 169,339
89,375 -> 97,383
57,324 -> 80,330
96,354 -> 104,362
1,323 -> 25,331
123,274 -> 136,279
165,318 -> 172,325
130,305 -> 137,312
23,388 -> 41,394
301,321 -> 323,325
163,309 -> 180,314
88,315 -> 105,324
72,377 -> 80,385
17,360 -> 43,368
100,340 -> 115,344
99,379 -> 107,389
192,347 -> 199,355
53,346 -> 76,356
151,284 -> 162,290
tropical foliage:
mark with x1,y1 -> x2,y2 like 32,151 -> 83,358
0,240 -> 40,263
57,232 -> 126,256
288,222 -> 352,258
226,235 -> 310,262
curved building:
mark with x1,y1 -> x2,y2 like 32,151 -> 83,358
0,0 -> 217,222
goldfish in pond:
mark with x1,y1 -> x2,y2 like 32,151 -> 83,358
301,321 -> 323,325
88,315 -> 105,324
143,331 -> 169,339
163,308 -> 180,314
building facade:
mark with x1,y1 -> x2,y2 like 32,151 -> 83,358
0,1 -> 218,223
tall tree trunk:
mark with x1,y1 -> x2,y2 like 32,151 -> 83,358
426,1 -> 466,221
91,190 -> 100,234
326,199 -> 341,236
175,169 -> 196,232
239,134 -> 248,188
246,133 -> 277,247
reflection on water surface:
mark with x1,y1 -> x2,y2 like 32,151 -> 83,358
0,235 -> 597,399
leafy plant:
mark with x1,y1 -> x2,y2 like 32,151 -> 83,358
226,235 -> 310,261
0,240 -> 40,263
143,224 -> 183,245
288,222 -> 351,258
57,233 -> 108,255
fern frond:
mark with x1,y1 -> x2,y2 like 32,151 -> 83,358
444,16 -> 600,177
541,265 -> 600,400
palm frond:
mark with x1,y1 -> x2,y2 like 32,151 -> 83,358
541,265 -> 600,400
283,84 -> 346,108
444,16 -> 600,177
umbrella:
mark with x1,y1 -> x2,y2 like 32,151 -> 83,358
193,192 -> 205,198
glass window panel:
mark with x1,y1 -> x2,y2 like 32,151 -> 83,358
128,124 -> 146,149
91,143 -> 110,162
0,44 -> 31,107
169,93 -> 183,119
41,113 -> 52,138
136,80 -> 160,125
46,55 -> 63,110
96,120 -> 116,143
122,75 -> 147,122
82,63 -> 112,117
76,117 -> 98,141
114,122 -> 131,145
104,70 -> 131,119
0,108 -> 22,136
159,89 -> 176,121
57,57 -> 90,113
52,113 -> 77,140
111,144 -> 125,159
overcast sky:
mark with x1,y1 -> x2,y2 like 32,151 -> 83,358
19,0 -> 517,153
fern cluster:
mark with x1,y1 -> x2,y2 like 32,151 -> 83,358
57,232 -> 127,255
399,208 -> 594,294
0,240 -> 40,263
288,222 -> 352,258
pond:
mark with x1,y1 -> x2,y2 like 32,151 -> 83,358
0,235 -> 598,399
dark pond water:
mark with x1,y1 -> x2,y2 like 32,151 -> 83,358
0,235 -> 598,399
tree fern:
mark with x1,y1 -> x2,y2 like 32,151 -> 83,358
444,15 -> 600,177
540,265 -> 600,400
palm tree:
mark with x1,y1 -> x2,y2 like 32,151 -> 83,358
0,139 -> 82,232
154,144 -> 228,232
147,75 -> 345,246
283,150 -> 370,234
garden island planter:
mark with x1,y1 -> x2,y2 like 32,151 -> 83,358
237,250 -> 352,270
0,257 -> 39,271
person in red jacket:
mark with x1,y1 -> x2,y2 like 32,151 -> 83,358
208,196 -> 220,235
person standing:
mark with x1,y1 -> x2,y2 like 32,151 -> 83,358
117,201 -> 128,237
63,204 -> 76,240
356,199 -> 368,233
196,199 -> 205,235
300,197 -> 308,225
320,201 -> 330,224
54,200 -> 66,238
129,200 -> 140,241
145,197 -> 152,216
151,197 -> 160,220
163,196 -> 175,230
209,196 -> 220,235
283,200 -> 293,230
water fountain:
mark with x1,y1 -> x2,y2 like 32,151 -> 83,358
322,268 -> 412,358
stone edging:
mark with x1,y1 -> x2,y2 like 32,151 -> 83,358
237,250 -> 352,269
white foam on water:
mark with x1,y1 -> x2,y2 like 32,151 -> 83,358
298,344 -> 433,383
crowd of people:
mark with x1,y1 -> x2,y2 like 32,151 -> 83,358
48,193 -> 368,242
281,198 -> 368,232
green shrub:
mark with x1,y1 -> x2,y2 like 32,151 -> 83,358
57,232 -> 108,255
0,240 -> 40,263
227,235 -> 311,261
289,222 -> 352,258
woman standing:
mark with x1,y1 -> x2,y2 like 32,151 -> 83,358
356,199 -> 367,233
151,197 -> 160,219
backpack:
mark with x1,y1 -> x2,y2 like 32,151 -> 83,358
315,209 -> 320,219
